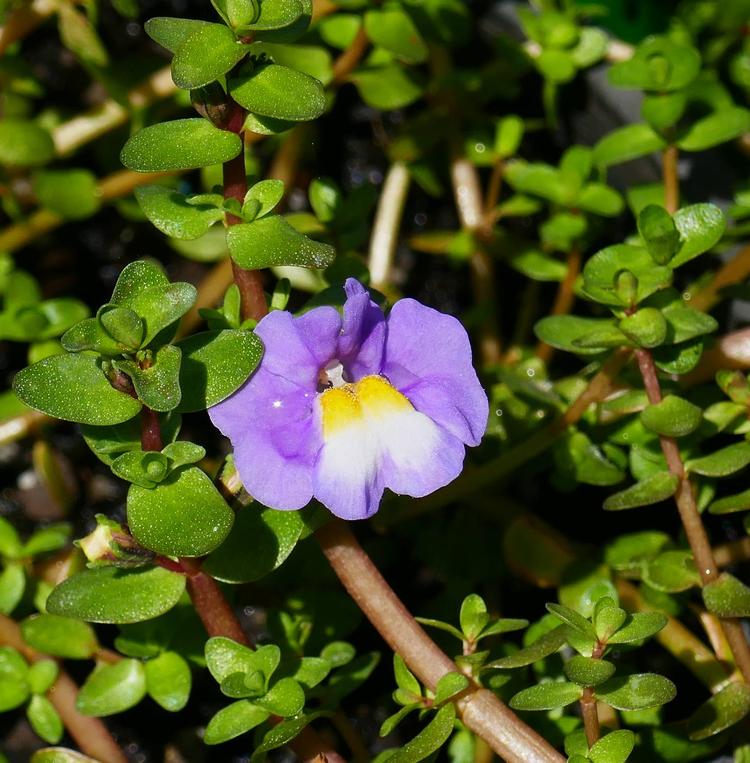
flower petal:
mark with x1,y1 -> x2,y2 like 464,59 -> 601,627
382,299 -> 488,446
357,376 -> 466,498
210,368 -> 320,509
338,278 -> 386,380
255,306 -> 341,388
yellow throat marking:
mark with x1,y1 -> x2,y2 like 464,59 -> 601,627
319,375 -> 413,438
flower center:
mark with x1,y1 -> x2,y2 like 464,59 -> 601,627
318,375 -> 413,438
318,359 -> 348,391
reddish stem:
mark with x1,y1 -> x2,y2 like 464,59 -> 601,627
635,348 -> 750,682
140,406 -> 162,451
223,144 -> 268,322
316,520 -> 564,763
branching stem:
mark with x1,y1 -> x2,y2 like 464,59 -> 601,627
316,520 -> 565,763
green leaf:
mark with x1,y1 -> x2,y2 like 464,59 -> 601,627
546,603 -> 596,639
120,119 -> 243,172
653,337 -> 704,375
608,36 -> 700,92
592,600 -> 627,642
582,244 -> 672,306
127,466 -> 234,557
161,441 -> 205,469
0,647 -> 30,711
204,700 -> 270,744
589,730 -> 636,763
380,703 -> 420,737
174,329 -> 263,412
292,657 -> 330,689
485,625 -> 567,669
393,654 -> 421,697
144,16 -> 211,53
229,63 -> 325,121
110,261 -> 197,347
249,42 -> 332,86
60,318 -> 125,356
0,119 -> 55,167
0,562 -> 25,615
30,749 -> 102,763
641,395 -> 702,437
364,7 -> 427,64
171,23 -> 250,89
709,488 -> 750,515
255,677 -> 304,716
642,550 -> 700,593
509,681 -> 583,711
593,123 -> 666,168
77,660 -> 147,716
536,49 -> 576,84
350,63 -> 424,111
27,695 -> 63,744
670,203 -> 725,269
494,115 -> 524,158
642,92 -> 686,132
135,186 -> 224,240
564,656 -> 616,687
687,682 -> 750,740
578,183 -> 623,216
115,346 -> 182,413
21,614 -> 98,659
619,308 -> 667,348
703,573 -> 750,618
459,594 -> 490,641
555,432 -> 625,486
204,505 -> 305,583
249,711 -> 332,762
388,703 -> 456,762
650,290 -> 717,343
603,472 -> 678,512
638,205 -> 680,264
433,672 -> 469,705
227,215 -> 335,270
243,0 -> 304,32
206,638 -> 280,684
413,617 -> 464,642
534,316 -> 627,355
0,518 -> 22,559
596,673 -> 676,711
27,660 -> 59,695
687,442 -> 750,477
504,162 -> 562,203
12,354 -> 142,425
22,524 -> 71,557
478,618 -> 529,639
145,651 -> 191,711
606,612 -> 668,645
244,179 -> 285,219
47,566 -> 186,624
111,450 -> 170,489
98,306 -> 144,349
509,250 -> 566,282
34,170 -> 101,220
678,107 -> 750,152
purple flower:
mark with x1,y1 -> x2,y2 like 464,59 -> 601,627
209,279 -> 488,520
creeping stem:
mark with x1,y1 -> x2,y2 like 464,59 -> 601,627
316,520 -> 566,763
634,348 -> 750,682
662,145 -> 679,215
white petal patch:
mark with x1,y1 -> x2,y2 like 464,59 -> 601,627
314,376 -> 442,516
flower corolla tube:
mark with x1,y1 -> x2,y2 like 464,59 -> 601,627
209,279 -> 489,520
